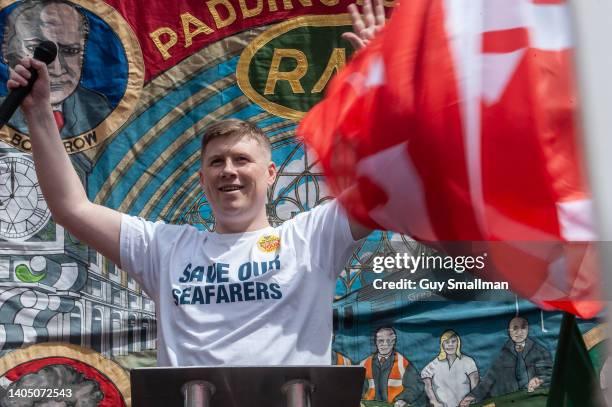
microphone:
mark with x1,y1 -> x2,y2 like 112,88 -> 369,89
0,40 -> 58,127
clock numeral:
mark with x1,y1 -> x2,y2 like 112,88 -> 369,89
0,156 -> 50,240
33,208 -> 47,219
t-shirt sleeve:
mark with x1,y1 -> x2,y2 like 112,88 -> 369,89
120,214 -> 164,298
421,360 -> 436,379
464,356 -> 478,375
291,200 -> 363,279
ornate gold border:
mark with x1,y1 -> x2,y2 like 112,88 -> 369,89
236,14 -> 351,122
0,0 -> 144,154
583,323 -> 607,351
0,342 -> 130,404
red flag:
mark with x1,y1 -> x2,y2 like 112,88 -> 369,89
298,0 -> 602,318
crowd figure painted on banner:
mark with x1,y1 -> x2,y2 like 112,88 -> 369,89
1,0 -> 111,136
422,330 -> 479,407
333,317 -> 553,406
461,316 -> 553,405
360,327 -> 427,407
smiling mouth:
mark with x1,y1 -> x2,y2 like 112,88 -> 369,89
218,185 -> 244,192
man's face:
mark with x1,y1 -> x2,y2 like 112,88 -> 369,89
39,3 -> 85,105
508,318 -> 529,344
442,335 -> 458,355
375,329 -> 395,356
199,135 -> 276,230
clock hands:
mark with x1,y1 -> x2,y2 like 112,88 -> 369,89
10,161 -> 15,197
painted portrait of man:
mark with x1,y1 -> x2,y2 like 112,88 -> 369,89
1,0 -> 112,137
463,317 -> 553,404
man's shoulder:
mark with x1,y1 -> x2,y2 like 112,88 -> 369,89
281,200 -> 341,229
395,351 -> 410,365
72,85 -> 111,107
123,214 -> 202,239
501,339 -> 515,352
525,337 -> 551,356
359,354 -> 375,365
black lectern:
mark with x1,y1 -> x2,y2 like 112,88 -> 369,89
131,366 -> 365,407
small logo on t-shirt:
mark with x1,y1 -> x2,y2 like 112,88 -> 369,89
257,235 -> 280,252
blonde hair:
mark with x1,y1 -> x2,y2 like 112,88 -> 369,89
437,329 -> 461,360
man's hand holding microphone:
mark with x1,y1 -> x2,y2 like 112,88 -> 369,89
4,41 -> 57,123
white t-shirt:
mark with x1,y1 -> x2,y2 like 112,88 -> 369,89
421,355 -> 478,407
120,201 -> 360,367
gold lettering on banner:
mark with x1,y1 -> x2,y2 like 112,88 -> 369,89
264,49 -> 308,95
10,130 -> 97,154
279,0 -> 313,10
149,27 -> 178,60
147,0 -> 398,60
267,0 -> 301,11
238,0 -> 263,18
237,15 -> 354,120
181,12 -> 214,47
311,48 -> 345,93
298,0 -> 314,6
207,0 -> 237,29
10,133 -> 31,151
267,0 -> 278,12
62,132 -> 97,154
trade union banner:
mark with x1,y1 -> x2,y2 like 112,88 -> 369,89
0,0 -> 604,406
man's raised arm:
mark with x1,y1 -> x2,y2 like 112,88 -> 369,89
340,0 -> 388,241
8,57 -> 122,266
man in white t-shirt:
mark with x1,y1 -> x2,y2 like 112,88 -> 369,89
8,49 -> 374,368
119,119 -> 369,366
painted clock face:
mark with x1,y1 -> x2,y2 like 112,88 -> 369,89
0,155 -> 50,240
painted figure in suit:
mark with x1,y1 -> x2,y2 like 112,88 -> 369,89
460,317 -> 552,405
2,0 -> 111,137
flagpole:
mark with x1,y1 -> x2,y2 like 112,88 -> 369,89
569,0 -> 612,402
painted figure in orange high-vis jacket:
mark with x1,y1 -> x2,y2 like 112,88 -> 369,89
333,351 -> 352,366
360,327 -> 426,407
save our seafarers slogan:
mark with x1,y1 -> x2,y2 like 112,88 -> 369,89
172,256 -> 283,305
372,252 -> 511,292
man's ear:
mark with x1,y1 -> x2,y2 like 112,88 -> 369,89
267,161 -> 277,186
